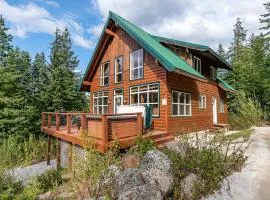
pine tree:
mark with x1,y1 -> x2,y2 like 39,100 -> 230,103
48,28 -> 85,112
0,15 -> 12,62
260,2 -> 270,35
217,43 -> 226,59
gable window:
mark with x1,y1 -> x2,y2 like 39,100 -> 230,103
130,48 -> 143,80
172,91 -> 191,116
210,66 -> 217,80
93,91 -> 108,114
100,62 -> 109,86
220,99 -> 224,113
130,83 -> 159,116
199,95 -> 206,109
115,56 -> 123,83
192,56 -> 201,74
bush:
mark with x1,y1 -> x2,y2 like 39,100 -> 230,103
229,91 -> 263,130
35,169 -> 63,193
129,136 -> 155,157
163,132 -> 247,200
0,171 -> 23,200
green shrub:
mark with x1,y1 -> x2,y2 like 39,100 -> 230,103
35,168 -> 63,193
229,91 -> 263,130
0,171 -> 23,200
129,136 -> 155,157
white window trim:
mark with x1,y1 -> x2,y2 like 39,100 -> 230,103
192,56 -> 202,74
93,91 -> 108,114
100,62 -> 109,86
199,95 -> 207,109
130,83 -> 159,117
115,56 -> 123,84
130,48 -> 144,80
172,90 -> 192,117
220,99 -> 224,113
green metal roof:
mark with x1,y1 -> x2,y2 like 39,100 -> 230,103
217,77 -> 236,93
109,12 -> 205,79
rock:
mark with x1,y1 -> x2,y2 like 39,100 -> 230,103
164,140 -> 186,156
38,191 -> 53,200
121,154 -> 141,170
114,168 -> 146,195
118,182 -> 163,200
180,173 -> 199,199
139,150 -> 174,195
57,192 -> 74,199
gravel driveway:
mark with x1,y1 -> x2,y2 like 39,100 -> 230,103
206,126 -> 270,200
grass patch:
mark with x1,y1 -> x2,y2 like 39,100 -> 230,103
215,129 -> 252,142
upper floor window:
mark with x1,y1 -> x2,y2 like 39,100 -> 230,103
130,83 -> 159,116
130,48 -> 143,80
100,62 -> 109,86
192,56 -> 201,74
93,91 -> 108,114
220,99 -> 224,113
172,91 -> 191,116
199,95 -> 206,109
115,56 -> 123,84
210,66 -> 217,80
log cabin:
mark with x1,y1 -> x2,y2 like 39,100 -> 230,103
41,12 -> 235,159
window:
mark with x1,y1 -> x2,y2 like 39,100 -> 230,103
130,48 -> 143,80
130,83 -> 159,116
210,66 -> 217,80
93,91 -> 108,114
115,56 -> 123,83
220,99 -> 224,113
100,62 -> 109,86
192,56 -> 201,74
172,91 -> 191,116
199,95 -> 206,109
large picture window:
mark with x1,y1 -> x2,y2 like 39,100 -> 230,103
192,56 -> 201,74
172,91 -> 192,116
100,62 -> 109,86
130,48 -> 143,80
130,83 -> 159,116
115,56 -> 123,83
93,91 -> 108,114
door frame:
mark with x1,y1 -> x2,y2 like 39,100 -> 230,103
113,89 -> 124,114
212,97 -> 217,124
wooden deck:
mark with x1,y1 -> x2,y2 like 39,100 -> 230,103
41,112 -> 174,153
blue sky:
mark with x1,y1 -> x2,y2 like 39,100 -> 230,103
0,0 -> 266,73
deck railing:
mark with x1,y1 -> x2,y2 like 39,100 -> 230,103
41,112 -> 143,151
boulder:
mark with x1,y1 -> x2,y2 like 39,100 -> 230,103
139,150 -> 174,195
164,140 -> 186,156
114,168 -> 146,195
38,191 -> 53,200
180,173 -> 199,199
118,182 -> 163,200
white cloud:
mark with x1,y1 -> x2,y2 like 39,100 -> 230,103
44,0 -> 60,8
0,0 -> 94,49
92,0 -> 266,50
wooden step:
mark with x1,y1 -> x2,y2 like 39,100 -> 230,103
154,135 -> 174,145
144,131 -> 169,140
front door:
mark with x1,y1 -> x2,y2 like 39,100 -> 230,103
114,89 -> 123,113
212,97 -> 217,124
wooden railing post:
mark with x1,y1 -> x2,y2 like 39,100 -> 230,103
56,113 -> 60,131
42,113 -> 45,127
137,113 -> 143,136
67,114 -> 71,134
102,115 -> 108,152
81,114 -> 86,131
46,135 -> 51,165
48,114 -> 51,128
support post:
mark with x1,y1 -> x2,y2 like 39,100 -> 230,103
137,113 -> 143,136
48,114 -> 51,128
56,138 -> 61,169
46,135 -> 51,165
102,115 -> 108,152
81,114 -> 86,131
67,114 -> 71,134
56,114 -> 60,131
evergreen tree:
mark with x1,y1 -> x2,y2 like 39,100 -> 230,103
0,15 -> 12,62
217,43 -> 226,59
48,28 -> 85,112
260,2 -> 270,36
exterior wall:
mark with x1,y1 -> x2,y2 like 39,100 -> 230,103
166,72 -> 228,134
89,28 -> 168,131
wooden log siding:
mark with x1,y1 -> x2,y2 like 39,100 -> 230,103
166,72 -> 228,134
89,28 -> 168,132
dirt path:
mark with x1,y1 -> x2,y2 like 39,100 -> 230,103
206,126 -> 270,200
